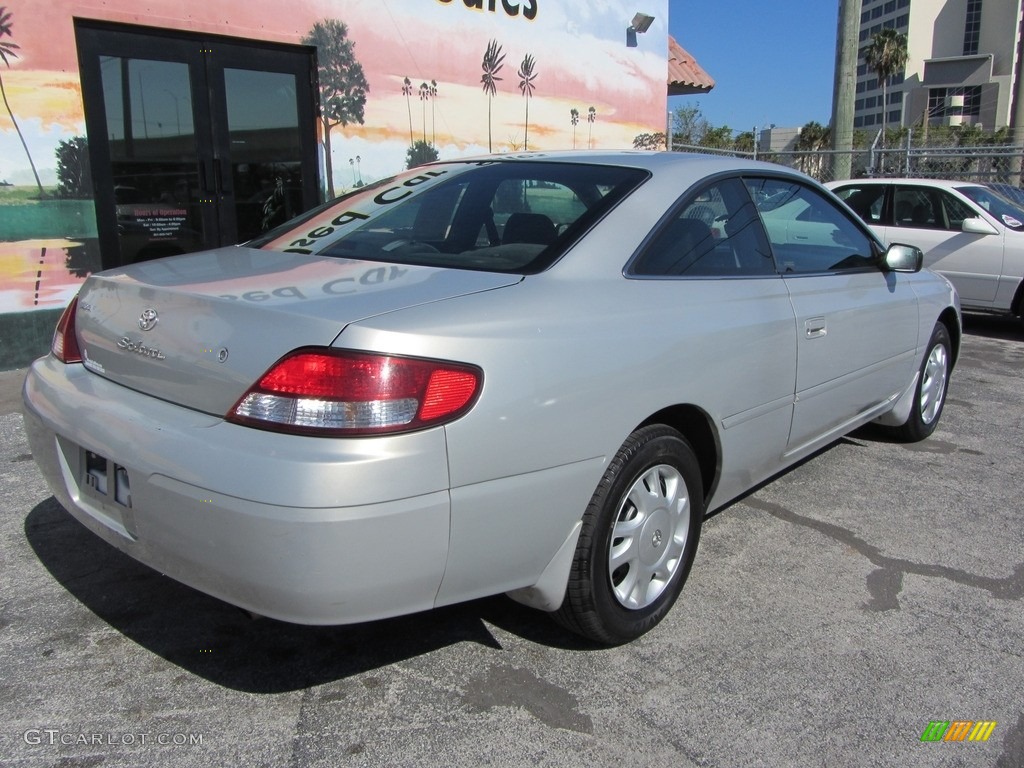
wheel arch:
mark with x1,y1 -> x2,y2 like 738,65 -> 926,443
1011,278 -> 1024,320
937,306 -> 961,367
638,404 -> 720,505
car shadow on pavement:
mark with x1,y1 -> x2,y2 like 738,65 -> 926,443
24,499 -> 597,692
962,313 -> 1023,341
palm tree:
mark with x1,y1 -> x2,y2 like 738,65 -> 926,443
587,106 -> 596,149
0,7 -> 43,197
517,54 -> 537,150
864,28 -> 908,156
402,77 -> 414,146
795,121 -> 830,179
480,39 -> 505,153
418,81 -> 430,145
570,108 -> 579,149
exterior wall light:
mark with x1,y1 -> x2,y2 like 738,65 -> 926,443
627,12 -> 655,47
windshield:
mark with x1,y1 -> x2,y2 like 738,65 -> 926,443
958,185 -> 1024,230
250,160 -> 648,273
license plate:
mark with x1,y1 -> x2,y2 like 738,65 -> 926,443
83,450 -> 132,508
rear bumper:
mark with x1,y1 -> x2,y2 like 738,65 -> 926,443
22,356 -> 452,625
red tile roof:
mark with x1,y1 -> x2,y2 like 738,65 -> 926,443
668,36 -> 715,96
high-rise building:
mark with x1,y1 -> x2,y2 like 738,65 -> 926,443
851,0 -> 1024,132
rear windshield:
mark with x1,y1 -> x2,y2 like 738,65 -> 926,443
249,160 -> 648,273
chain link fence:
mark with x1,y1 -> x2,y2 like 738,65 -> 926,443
671,143 -> 1024,187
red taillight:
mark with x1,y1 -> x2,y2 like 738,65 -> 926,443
227,349 -> 482,436
52,296 -> 83,364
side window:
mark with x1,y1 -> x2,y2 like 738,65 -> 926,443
831,185 -> 886,224
893,186 -> 947,229
747,177 -> 876,273
632,178 -> 775,277
938,190 -> 976,230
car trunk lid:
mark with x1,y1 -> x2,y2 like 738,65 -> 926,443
73,247 -> 521,415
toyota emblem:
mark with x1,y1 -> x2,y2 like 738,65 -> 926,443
138,308 -> 159,332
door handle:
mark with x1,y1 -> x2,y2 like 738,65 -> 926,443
805,317 -> 827,339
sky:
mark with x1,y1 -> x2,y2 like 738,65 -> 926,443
668,0 -> 839,133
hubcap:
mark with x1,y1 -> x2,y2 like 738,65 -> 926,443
608,464 -> 690,610
919,342 -> 949,425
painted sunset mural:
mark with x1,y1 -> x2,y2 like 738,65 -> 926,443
0,0 -> 668,323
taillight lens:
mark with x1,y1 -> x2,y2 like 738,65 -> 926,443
227,348 -> 482,436
52,296 -> 83,364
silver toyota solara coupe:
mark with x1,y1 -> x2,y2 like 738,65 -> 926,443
22,152 -> 961,645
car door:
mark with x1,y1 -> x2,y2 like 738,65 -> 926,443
748,177 -> 920,456
628,176 -> 797,503
881,184 -> 1003,304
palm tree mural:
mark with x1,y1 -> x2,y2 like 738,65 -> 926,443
0,7 -> 43,197
418,81 -> 430,145
864,28 -> 908,159
402,77 -> 415,146
480,39 -> 505,153
429,80 -> 438,147
517,54 -> 537,151
587,106 -> 596,149
302,20 -> 368,199
570,108 -> 579,149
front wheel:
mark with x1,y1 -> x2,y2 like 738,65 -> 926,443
554,425 -> 704,645
889,322 -> 951,442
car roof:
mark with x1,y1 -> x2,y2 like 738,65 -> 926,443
826,178 -> 984,190
440,149 -> 814,181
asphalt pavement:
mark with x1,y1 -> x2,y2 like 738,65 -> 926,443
1,317 -> 1022,767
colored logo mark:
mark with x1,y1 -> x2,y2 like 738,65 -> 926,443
920,721 -> 997,742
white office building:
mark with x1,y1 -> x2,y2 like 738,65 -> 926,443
852,0 -> 1023,132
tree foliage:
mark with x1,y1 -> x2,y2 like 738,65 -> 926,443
864,29 -> 909,91
670,103 -> 710,146
406,140 -> 439,169
733,131 -> 755,153
864,28 -> 908,155
700,126 -> 734,150
303,20 -> 369,199
796,121 -> 830,151
55,136 -> 92,198
632,132 -> 665,151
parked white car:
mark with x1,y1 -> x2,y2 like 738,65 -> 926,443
828,178 -> 1024,320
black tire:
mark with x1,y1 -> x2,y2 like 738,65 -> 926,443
889,322 -> 952,443
554,425 -> 704,645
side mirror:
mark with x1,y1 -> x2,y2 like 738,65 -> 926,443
883,243 -> 923,273
962,216 -> 999,235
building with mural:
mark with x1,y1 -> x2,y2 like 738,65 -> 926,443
0,0 -> 693,369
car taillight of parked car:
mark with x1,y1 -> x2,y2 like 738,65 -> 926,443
228,348 -> 482,436
51,296 -> 83,364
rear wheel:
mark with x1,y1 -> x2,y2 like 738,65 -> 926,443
554,425 -> 704,645
890,322 -> 951,442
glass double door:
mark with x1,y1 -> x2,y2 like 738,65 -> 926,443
77,23 -> 319,267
